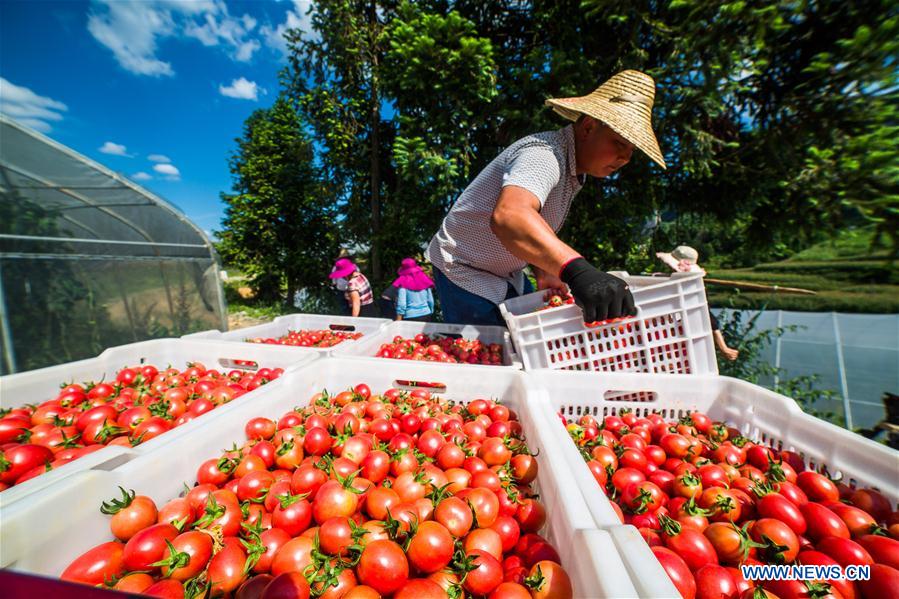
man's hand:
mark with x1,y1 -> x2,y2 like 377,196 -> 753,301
533,266 -> 567,292
560,258 -> 636,322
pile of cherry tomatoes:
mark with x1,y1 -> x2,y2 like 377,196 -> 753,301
535,294 -> 575,312
0,362 -> 281,490
249,330 -> 364,348
61,384 -> 572,598
537,293 -> 633,331
563,410 -> 899,599
376,334 -> 505,366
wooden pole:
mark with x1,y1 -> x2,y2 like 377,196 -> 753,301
705,278 -> 817,295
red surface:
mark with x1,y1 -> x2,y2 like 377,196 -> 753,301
0,569 -> 141,599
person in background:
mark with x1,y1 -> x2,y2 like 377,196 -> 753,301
329,258 -> 377,318
379,283 -> 398,319
392,258 -> 435,322
330,249 -> 353,315
331,264 -> 351,315
656,245 -> 705,275
656,246 -> 739,361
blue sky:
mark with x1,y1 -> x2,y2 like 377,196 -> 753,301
0,0 -> 314,237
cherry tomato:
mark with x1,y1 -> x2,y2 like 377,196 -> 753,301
695,564 -> 738,599
527,560 -> 573,599
357,540 -> 409,595
801,503 -> 850,542
208,537 -> 248,595
857,535 -> 899,570
653,546 -> 697,599
751,519 -> 800,564
463,552 -> 504,596
262,571 -> 311,599
757,493 -> 807,535
157,531 -> 213,580
796,472 -> 839,503
122,522 -> 179,571
408,521 -> 454,573
61,541 -> 125,586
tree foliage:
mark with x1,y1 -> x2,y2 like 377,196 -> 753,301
379,2 -> 498,270
224,0 -> 896,297
217,96 -> 338,303
284,0 -> 391,281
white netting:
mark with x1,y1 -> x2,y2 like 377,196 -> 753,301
0,116 -> 227,373
719,308 -> 898,430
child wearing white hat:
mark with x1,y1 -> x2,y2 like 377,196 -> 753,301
656,246 -> 739,361
655,245 -> 705,274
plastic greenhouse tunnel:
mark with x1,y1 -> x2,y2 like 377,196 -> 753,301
0,116 -> 227,374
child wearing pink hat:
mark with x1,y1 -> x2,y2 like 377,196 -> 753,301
329,258 -> 376,317
392,258 -> 435,321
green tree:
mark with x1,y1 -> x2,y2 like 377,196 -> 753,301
284,0 -> 393,283
449,0 -> 898,268
285,1 -> 499,286
280,0 -> 896,283
379,2 -> 497,267
217,96 -> 338,304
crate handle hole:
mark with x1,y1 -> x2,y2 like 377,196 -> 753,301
219,358 -> 259,371
603,390 -> 658,403
91,454 -> 135,471
393,379 -> 447,394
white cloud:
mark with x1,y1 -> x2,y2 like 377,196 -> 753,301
132,171 -> 153,181
0,78 -> 68,133
87,1 -> 179,77
153,163 -> 181,180
261,0 -> 316,59
219,77 -> 263,101
87,0 -> 263,77
99,141 -> 130,156
148,154 -> 171,163
236,39 -> 261,62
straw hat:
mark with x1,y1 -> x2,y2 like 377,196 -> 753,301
545,70 -> 666,169
671,245 -> 699,263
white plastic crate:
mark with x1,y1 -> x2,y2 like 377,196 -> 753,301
0,358 -> 638,597
184,313 -> 390,354
605,525 -> 681,598
529,371 -> 899,597
500,271 -> 717,374
332,320 -> 522,369
0,338 -> 317,505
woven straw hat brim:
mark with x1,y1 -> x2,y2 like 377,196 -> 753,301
545,70 -> 666,169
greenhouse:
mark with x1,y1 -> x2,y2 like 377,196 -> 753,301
0,116 -> 227,374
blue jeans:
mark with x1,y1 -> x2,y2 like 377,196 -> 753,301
434,268 -> 533,326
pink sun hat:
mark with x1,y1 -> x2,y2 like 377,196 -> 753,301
328,258 -> 357,279
393,258 -> 434,291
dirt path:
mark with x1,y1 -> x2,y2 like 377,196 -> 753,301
227,311 -> 271,331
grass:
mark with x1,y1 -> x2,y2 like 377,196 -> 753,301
222,279 -> 295,321
707,228 -> 898,313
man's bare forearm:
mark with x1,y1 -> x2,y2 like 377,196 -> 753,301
490,186 -> 581,276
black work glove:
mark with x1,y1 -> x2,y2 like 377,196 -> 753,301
560,258 -> 637,322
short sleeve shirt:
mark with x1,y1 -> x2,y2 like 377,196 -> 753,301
426,125 -> 584,304
344,273 -> 373,305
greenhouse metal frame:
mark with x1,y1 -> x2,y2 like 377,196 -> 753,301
0,115 -> 227,374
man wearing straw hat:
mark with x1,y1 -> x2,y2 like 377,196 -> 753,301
427,70 -> 666,326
